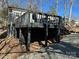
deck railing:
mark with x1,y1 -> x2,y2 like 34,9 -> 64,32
14,12 -> 62,28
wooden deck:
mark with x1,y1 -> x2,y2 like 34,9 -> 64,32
8,11 -> 63,50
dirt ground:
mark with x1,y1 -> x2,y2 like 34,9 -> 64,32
0,37 -> 26,59
0,33 -> 79,59
17,33 -> 79,59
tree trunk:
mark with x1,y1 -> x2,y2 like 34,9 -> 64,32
69,0 -> 73,22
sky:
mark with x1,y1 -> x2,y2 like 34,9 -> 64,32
8,0 -> 79,19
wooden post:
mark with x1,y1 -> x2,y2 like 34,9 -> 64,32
17,28 -> 20,38
19,28 -> 22,40
19,28 -> 25,44
12,24 -> 15,37
26,12 -> 31,51
56,28 -> 60,43
45,23 -> 48,46
14,28 -> 17,38
27,27 -> 31,51
44,15 -> 48,46
8,8 -> 14,37
55,17 -> 61,43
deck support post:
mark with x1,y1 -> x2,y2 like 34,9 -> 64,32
56,19 -> 61,43
57,25 -> 60,43
44,15 -> 48,46
8,22 -> 14,37
27,27 -> 31,51
55,29 -> 60,43
45,23 -> 48,46
19,28 -> 25,44
19,28 -> 22,40
16,28 -> 20,38
14,28 -> 17,38
8,8 -> 15,37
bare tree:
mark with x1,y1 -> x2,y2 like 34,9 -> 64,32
64,0 -> 67,24
69,0 -> 73,22
0,0 -> 8,29
51,0 -> 58,15
56,0 -> 58,15
27,0 -> 38,12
